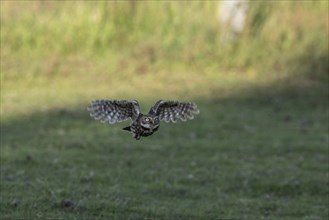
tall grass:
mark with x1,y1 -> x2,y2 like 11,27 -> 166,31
1,1 -> 328,77
1,1 -> 328,117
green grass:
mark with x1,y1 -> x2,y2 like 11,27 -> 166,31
1,1 -> 328,219
1,86 -> 328,219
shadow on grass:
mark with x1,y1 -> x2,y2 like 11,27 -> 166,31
2,70 -> 328,144
1,74 -> 328,219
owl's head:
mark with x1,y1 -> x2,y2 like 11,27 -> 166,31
140,115 -> 159,129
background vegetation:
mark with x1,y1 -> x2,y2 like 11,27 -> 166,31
1,1 -> 328,219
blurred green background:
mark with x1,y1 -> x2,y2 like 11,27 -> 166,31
1,1 -> 328,219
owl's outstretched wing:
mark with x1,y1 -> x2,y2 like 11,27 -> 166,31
88,100 -> 140,124
149,100 -> 199,123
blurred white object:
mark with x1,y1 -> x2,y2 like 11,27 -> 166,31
218,0 -> 249,39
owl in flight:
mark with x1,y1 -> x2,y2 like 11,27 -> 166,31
88,100 -> 199,140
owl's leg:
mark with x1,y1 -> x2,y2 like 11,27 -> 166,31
134,133 -> 141,140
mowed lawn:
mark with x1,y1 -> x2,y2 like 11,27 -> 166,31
1,1 -> 328,219
1,68 -> 328,219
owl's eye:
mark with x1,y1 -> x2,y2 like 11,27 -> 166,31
144,118 -> 150,122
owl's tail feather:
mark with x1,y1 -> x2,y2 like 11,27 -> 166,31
122,126 -> 141,140
122,126 -> 131,132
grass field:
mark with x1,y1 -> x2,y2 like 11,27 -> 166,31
1,1 -> 328,219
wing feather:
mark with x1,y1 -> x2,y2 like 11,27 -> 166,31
149,100 -> 199,123
88,100 -> 140,124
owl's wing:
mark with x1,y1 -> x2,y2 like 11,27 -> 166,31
149,100 -> 200,123
88,100 -> 140,124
